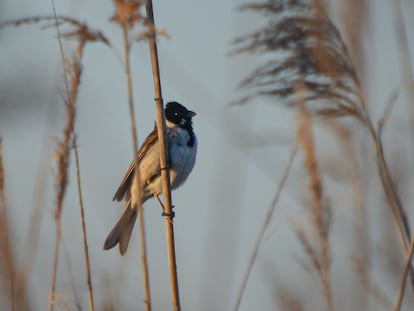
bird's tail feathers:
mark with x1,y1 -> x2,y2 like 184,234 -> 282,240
103,204 -> 137,255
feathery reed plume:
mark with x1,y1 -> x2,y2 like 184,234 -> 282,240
1,10 -> 110,311
233,0 -> 413,297
111,1 -> 152,309
145,0 -> 181,309
0,16 -> 111,48
49,8 -> 107,310
50,41 -> 82,311
73,136 -> 95,311
231,0 -> 363,119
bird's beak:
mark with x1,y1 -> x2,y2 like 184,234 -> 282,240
187,110 -> 196,118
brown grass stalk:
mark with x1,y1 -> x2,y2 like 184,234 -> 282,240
145,0 -> 181,309
367,120 -> 411,243
232,146 -> 297,311
120,19 -> 151,311
362,110 -> 414,292
73,136 -> 95,311
389,1 -> 414,304
121,23 -> 139,153
393,230 -> 414,311
351,0 -> 414,290
49,40 -> 84,311
233,2 -> 414,305
49,3 -> 85,306
1,7 -> 113,308
295,85 -> 332,311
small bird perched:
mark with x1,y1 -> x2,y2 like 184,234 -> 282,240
103,101 -> 197,255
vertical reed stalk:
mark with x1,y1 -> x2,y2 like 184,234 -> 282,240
390,0 -> 414,305
121,24 -> 139,153
295,86 -> 332,311
365,113 -> 414,288
73,136 -> 95,311
145,1 -> 181,309
49,36 -> 84,311
393,230 -> 414,311
121,22 -> 151,311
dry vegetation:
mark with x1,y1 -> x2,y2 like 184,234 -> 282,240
0,0 -> 414,310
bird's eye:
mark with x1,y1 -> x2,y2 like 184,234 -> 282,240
174,112 -> 178,116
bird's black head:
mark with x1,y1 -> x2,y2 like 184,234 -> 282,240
165,101 -> 196,128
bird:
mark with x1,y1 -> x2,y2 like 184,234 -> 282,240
103,101 -> 197,255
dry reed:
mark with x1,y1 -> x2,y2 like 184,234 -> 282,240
73,136 -> 95,311
390,1 -> 414,307
0,1 -> 180,309
112,1 -> 152,308
294,85 -> 332,310
1,8 -> 111,310
233,0 -> 414,308
145,0 -> 181,309
2,0 -> 412,309
48,5 -> 108,309
49,38 -> 83,311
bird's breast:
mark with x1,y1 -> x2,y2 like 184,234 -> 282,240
167,127 -> 197,189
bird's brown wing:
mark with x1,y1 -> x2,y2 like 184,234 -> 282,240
112,127 -> 158,201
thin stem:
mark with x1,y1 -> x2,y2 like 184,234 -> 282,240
73,136 -> 95,311
49,2 -> 84,306
393,230 -> 414,311
121,22 -> 152,311
366,119 -> 412,248
360,93 -> 414,291
232,146 -> 297,311
390,1 -> 414,305
49,216 -> 61,311
49,3 -> 66,309
145,1 -> 181,310
49,39 -> 83,308
122,24 -> 139,154
138,208 -> 151,310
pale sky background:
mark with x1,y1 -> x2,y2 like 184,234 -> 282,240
1,0 -> 414,310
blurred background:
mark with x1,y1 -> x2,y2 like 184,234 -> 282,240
1,0 -> 414,310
